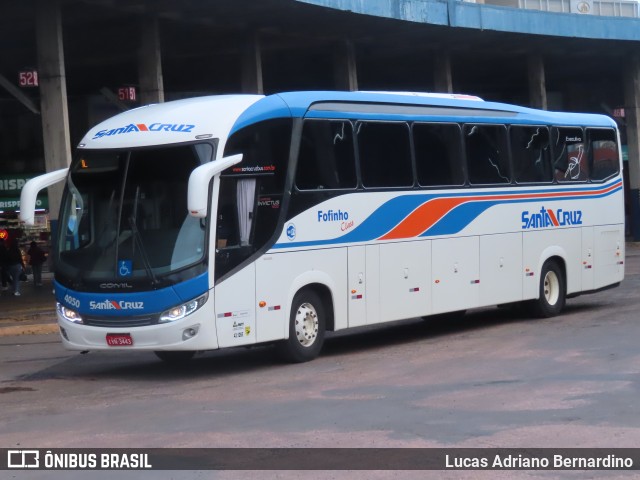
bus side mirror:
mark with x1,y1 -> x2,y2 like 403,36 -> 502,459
187,154 -> 243,218
19,168 -> 69,226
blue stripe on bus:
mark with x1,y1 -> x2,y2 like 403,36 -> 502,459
55,272 -> 209,317
272,180 -> 622,249
230,95 -> 292,135
423,185 -> 622,237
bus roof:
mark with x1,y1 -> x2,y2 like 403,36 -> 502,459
233,91 -> 616,133
79,91 -> 617,149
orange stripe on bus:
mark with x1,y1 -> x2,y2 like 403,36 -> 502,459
546,209 -> 560,226
378,181 -> 621,241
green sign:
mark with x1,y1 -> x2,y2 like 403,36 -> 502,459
0,197 -> 49,211
0,175 -> 37,194
0,174 -> 49,212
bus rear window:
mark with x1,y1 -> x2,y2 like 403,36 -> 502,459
588,128 -> 619,182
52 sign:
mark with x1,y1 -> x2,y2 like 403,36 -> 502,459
18,70 -> 39,87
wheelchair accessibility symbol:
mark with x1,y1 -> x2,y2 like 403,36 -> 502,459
119,260 -> 132,277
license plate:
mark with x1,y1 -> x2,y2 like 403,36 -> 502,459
106,333 -> 133,346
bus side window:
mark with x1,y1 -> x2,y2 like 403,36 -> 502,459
413,123 -> 464,187
510,126 -> 552,183
296,120 -> 356,190
465,124 -> 510,185
552,127 -> 588,182
357,121 -> 413,188
588,128 -> 619,182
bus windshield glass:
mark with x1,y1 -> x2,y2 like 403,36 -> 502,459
56,143 -> 214,285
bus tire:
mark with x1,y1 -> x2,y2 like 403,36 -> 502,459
277,289 -> 326,363
530,259 -> 566,318
154,350 -> 196,364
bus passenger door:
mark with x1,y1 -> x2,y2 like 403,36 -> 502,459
431,236 -> 480,314
348,246 -> 367,327
213,176 -> 259,348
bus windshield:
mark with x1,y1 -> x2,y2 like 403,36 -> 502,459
55,143 -> 214,287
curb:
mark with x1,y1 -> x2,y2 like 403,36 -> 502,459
0,323 -> 59,336
0,311 -> 58,337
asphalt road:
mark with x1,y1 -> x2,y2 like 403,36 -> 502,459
2,248 -> 640,480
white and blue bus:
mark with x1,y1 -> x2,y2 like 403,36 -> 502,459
21,91 -> 625,363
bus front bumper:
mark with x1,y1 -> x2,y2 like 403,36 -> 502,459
56,309 -> 219,351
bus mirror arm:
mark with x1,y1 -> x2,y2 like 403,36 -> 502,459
187,154 -> 243,218
19,168 -> 69,226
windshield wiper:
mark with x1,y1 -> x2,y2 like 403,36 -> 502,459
129,186 -> 160,287
98,190 -> 117,251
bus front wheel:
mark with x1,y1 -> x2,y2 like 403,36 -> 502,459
530,259 -> 566,318
277,289 -> 326,363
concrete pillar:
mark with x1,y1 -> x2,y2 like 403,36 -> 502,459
528,54 -> 548,110
242,33 -> 264,94
333,39 -> 358,92
36,0 -> 71,221
624,54 -> 640,240
434,51 -> 453,93
138,16 -> 164,105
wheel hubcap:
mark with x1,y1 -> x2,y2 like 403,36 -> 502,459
543,270 -> 560,306
294,302 -> 319,347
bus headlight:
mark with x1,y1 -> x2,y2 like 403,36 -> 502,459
159,292 -> 208,323
57,302 -> 84,324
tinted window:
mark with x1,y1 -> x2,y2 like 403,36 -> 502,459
357,122 -> 413,188
465,124 -> 510,184
552,127 -> 588,182
510,126 -> 552,183
217,119 -> 292,281
223,118 -> 292,194
413,123 -> 464,187
296,120 -> 356,190
589,128 -> 619,182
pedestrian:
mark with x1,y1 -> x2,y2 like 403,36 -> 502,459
0,240 -> 9,291
6,239 -> 25,297
27,241 -> 46,287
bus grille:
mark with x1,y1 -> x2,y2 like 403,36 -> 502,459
83,315 -> 157,328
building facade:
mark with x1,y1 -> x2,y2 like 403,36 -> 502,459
2,0 -> 640,248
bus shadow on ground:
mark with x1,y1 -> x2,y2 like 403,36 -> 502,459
321,299 -> 610,358
14,300 -> 609,382
15,343 -> 282,383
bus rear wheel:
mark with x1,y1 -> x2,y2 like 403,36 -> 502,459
277,289 -> 326,363
530,259 -> 566,318
154,350 -> 196,364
